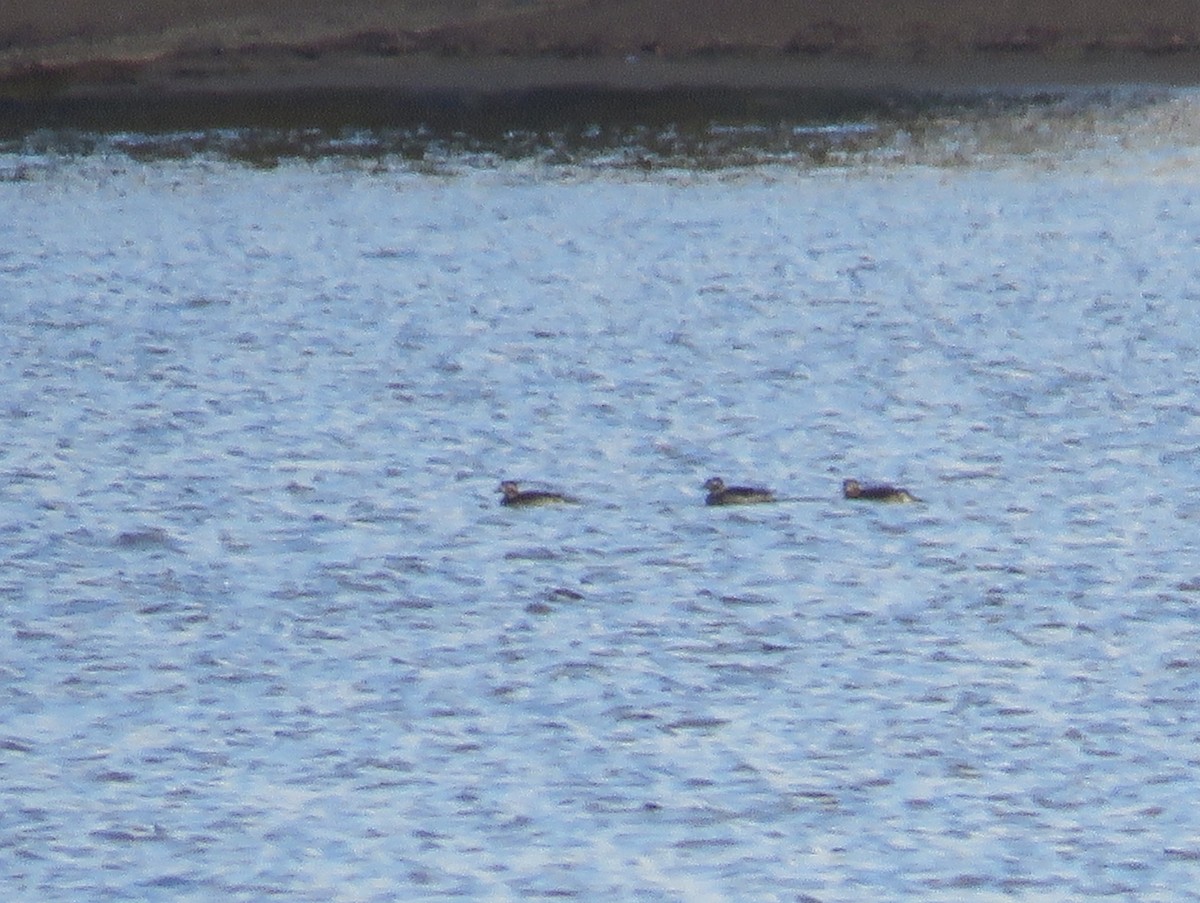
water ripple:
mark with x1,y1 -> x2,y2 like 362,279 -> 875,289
5,109 -> 1200,900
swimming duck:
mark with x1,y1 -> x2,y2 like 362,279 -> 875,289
842,478 -> 918,503
704,476 -> 775,506
498,480 -> 578,507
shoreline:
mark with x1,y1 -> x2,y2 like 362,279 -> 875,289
6,0 -> 1200,134
4,50 -> 1200,136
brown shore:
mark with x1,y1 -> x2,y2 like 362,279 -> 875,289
4,1 -> 1200,129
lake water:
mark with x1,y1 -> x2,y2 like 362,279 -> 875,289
4,86 -> 1200,901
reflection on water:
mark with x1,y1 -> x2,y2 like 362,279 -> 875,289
1,83 -> 1189,169
4,87 -> 1200,900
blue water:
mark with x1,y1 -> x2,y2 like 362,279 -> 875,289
4,91 -> 1200,901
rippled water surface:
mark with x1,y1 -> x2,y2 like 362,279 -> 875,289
5,90 -> 1200,901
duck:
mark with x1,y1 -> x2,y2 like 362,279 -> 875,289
703,476 -> 775,506
498,480 -> 578,507
842,478 -> 918,503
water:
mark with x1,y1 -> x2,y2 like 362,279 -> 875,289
4,88 -> 1200,901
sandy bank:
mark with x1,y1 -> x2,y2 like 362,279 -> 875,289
4,1 -> 1200,130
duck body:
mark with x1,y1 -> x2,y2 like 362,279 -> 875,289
842,478 -> 918,503
704,476 -> 775,506
498,480 -> 578,507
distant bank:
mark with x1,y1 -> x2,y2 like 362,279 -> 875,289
4,0 -> 1200,130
